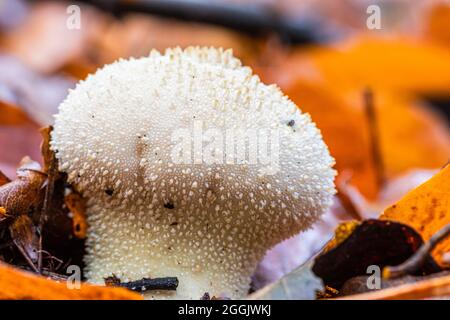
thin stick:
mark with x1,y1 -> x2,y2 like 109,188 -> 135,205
364,89 -> 386,190
106,276 -> 179,292
12,240 -> 39,273
384,223 -> 450,279
38,165 -> 56,273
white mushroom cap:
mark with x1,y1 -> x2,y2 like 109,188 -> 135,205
51,47 -> 336,299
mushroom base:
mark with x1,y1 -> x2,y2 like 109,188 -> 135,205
83,207 -> 265,300
86,251 -> 254,300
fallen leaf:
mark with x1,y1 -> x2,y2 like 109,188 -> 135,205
312,219 -> 440,290
323,220 -> 359,252
340,271 -> 450,296
381,164 -> 450,265
279,80 -> 450,199
282,80 -> 379,199
425,3 -> 450,47
303,37 -> 450,96
0,261 -> 141,300
337,272 -> 450,300
9,214 -> 39,267
0,157 -> 47,222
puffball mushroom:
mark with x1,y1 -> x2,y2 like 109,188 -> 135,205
51,47 -> 336,299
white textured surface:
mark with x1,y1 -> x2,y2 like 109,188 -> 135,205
51,47 -> 336,299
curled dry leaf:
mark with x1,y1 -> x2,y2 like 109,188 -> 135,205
0,158 -> 46,223
0,261 -> 142,300
381,164 -> 450,265
312,219 -> 440,290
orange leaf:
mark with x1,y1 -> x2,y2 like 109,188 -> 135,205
283,80 -> 379,199
305,37 -> 450,96
0,262 -> 142,300
381,164 -> 450,265
425,3 -> 450,47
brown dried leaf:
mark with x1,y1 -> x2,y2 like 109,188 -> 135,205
9,214 -> 39,265
312,220 -> 441,290
0,158 -> 47,221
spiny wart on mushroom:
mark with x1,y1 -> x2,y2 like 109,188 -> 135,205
50,47 -> 336,299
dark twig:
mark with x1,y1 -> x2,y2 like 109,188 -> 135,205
74,0 -> 330,44
384,223 -> 450,279
11,239 -> 39,273
37,161 -> 58,273
105,275 -> 179,292
364,88 -> 386,190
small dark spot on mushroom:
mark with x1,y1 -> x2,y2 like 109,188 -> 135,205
105,189 -> 114,196
170,221 -> 178,226
75,224 -> 81,232
164,202 -> 175,209
168,246 -> 172,251
287,119 -> 295,127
